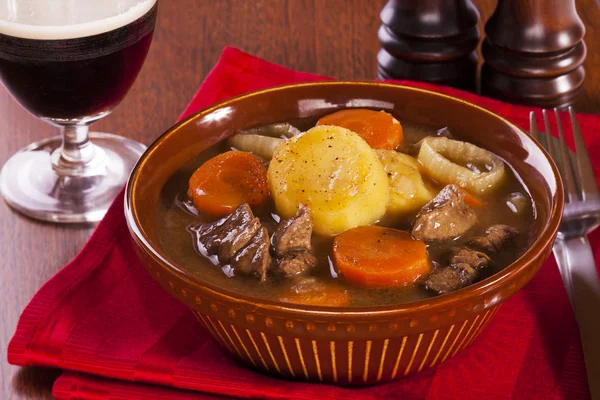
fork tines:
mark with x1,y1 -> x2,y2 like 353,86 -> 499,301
529,107 -> 600,205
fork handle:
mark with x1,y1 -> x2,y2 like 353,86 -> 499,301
553,241 -> 575,307
555,235 -> 600,400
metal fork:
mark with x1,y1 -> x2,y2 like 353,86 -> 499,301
530,108 -> 600,400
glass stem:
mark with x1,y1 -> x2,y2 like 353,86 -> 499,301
52,124 -> 106,177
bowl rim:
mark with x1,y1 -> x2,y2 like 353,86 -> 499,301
125,81 -> 564,318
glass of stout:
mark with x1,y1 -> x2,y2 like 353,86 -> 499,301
0,0 -> 158,223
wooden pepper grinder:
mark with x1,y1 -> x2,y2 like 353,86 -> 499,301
481,0 -> 586,107
377,0 -> 480,91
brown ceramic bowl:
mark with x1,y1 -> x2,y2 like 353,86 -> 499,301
125,82 -> 563,386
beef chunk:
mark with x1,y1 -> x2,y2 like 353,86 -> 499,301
192,204 -> 271,281
194,203 -> 254,255
272,204 -> 313,256
425,263 -> 477,294
424,224 -> 519,295
412,185 -> 477,241
278,251 -> 318,277
450,247 -> 490,269
217,217 -> 261,262
272,204 -> 316,277
231,226 -> 271,281
425,247 -> 490,295
470,225 -> 519,252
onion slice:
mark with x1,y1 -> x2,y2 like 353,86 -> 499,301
417,137 -> 506,194
237,122 -> 301,139
228,134 -> 285,160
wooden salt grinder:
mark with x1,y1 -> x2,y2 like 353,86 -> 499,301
377,0 -> 480,91
481,0 -> 586,107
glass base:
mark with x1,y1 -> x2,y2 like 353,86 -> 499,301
0,132 -> 146,223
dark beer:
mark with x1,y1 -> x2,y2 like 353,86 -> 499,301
0,1 -> 157,121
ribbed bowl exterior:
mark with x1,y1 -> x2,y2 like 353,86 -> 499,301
137,244 -> 551,385
190,307 -> 500,384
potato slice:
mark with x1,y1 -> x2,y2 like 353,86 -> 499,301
268,125 -> 389,236
376,149 -> 436,216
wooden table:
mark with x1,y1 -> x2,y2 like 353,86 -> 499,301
1,0 -> 599,398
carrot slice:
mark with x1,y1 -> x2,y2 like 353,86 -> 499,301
333,226 -> 430,287
461,189 -> 485,208
316,109 -> 403,149
188,151 -> 269,216
279,284 -> 350,307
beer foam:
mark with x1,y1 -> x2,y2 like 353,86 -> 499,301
0,0 -> 156,40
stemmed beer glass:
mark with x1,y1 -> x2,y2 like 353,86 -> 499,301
0,0 -> 158,222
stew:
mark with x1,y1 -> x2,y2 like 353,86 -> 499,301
155,109 -> 535,307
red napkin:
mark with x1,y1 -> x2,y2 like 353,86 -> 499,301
8,47 -> 600,400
